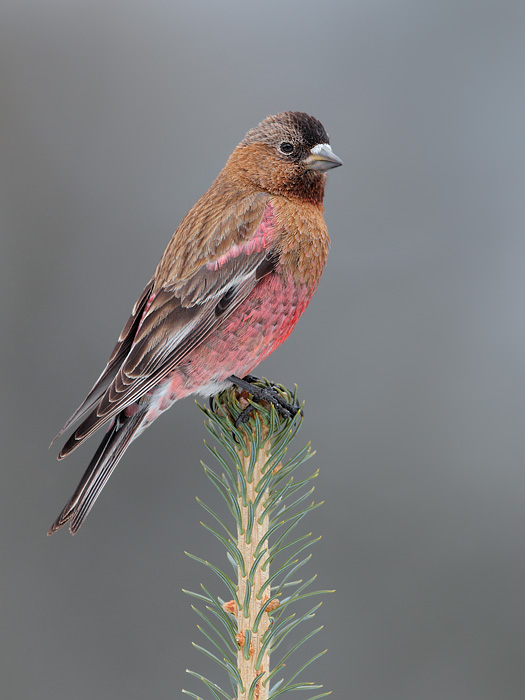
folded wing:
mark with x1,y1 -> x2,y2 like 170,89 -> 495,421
57,194 -> 278,458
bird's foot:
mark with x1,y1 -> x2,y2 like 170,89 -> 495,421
229,374 -> 301,426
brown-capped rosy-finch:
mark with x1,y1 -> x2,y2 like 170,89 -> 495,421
49,111 -> 342,534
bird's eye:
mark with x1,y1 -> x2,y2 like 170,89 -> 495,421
279,142 -> 294,155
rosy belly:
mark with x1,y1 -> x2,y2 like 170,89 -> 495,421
144,274 -> 311,421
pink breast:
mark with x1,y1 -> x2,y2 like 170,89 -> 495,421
144,273 -> 312,423
182,274 -> 310,385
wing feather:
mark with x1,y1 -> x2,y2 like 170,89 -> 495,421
51,279 -> 154,445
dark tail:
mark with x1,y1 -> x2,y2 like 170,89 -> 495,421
48,406 -> 147,535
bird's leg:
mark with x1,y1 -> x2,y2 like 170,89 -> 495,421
229,374 -> 300,425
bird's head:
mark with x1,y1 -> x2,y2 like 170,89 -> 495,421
228,111 -> 342,205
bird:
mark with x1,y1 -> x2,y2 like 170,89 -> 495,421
48,111 -> 342,535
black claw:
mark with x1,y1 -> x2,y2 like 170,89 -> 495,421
235,405 -> 256,426
229,375 -> 301,426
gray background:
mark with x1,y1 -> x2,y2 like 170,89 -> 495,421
2,1 -> 525,698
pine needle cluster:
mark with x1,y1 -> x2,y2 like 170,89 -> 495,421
183,379 -> 331,700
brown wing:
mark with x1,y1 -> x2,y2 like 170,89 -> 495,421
51,279 -> 154,446
58,194 -> 278,458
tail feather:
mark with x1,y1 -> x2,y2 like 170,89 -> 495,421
48,407 -> 147,535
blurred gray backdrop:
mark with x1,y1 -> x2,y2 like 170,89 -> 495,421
2,1 -> 525,698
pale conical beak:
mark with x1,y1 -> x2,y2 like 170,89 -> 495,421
304,143 -> 343,171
